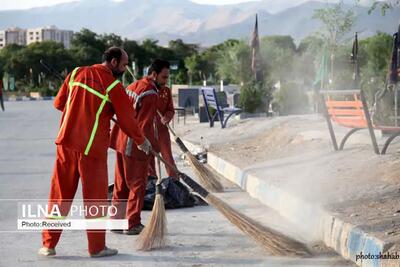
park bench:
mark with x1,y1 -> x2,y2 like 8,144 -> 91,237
321,89 -> 400,154
201,87 -> 242,128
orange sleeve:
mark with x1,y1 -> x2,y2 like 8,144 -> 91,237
53,73 -> 71,111
163,89 -> 175,123
109,84 -> 145,145
137,93 -> 159,151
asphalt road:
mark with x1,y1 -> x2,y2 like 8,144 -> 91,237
0,100 -> 355,267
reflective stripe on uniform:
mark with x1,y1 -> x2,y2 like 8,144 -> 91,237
124,88 -> 158,156
71,82 -> 112,102
84,79 -> 119,155
125,88 -> 158,109
57,67 -> 80,139
58,66 -> 120,156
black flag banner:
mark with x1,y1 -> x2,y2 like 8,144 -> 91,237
389,24 -> 400,85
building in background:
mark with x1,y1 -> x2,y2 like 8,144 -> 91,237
0,26 -> 73,49
0,31 -> 5,48
26,26 -> 73,48
0,27 -> 26,48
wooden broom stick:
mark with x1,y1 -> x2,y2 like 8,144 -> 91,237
152,151 -> 311,256
157,110 -> 223,192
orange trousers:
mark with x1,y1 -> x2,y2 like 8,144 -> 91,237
149,128 -> 177,178
42,145 -> 108,255
111,151 -> 150,229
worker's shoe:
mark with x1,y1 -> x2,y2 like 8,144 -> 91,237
90,246 -> 118,258
38,247 -> 56,256
124,224 -> 145,235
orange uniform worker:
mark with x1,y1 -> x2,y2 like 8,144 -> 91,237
148,84 -> 178,179
110,59 -> 170,235
39,47 -> 152,258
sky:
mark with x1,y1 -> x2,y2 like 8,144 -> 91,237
0,0 -> 263,10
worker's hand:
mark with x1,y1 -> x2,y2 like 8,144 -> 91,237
137,138 -> 152,155
160,116 -> 170,125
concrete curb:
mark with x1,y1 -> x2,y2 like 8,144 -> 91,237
182,139 -> 392,267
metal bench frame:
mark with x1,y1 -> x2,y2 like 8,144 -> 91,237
321,89 -> 400,154
201,87 -> 242,129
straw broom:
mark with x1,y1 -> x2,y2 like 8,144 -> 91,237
152,151 -> 311,256
136,151 -> 167,251
156,110 -> 223,193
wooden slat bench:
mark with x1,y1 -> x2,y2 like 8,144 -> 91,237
321,89 -> 400,154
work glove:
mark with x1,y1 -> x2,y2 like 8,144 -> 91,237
137,138 -> 152,155
160,116 -> 170,125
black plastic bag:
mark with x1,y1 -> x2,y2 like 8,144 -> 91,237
143,176 -> 198,210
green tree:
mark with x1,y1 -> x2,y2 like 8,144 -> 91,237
0,44 -> 25,76
183,40 -> 238,85
239,79 -> 273,113
216,40 -> 252,84
169,39 -> 198,84
101,33 -> 123,47
70,28 -> 106,66
184,53 -> 201,85
359,32 -> 392,102
313,1 -> 356,85
122,39 -> 146,78
168,39 -> 198,59
272,81 -> 310,115
356,0 -> 400,14
0,41 -> 73,92
295,35 -> 325,87
260,35 -> 296,83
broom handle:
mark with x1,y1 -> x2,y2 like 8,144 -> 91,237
157,111 -> 177,137
156,110 -> 189,153
125,66 -> 137,82
150,150 -> 208,198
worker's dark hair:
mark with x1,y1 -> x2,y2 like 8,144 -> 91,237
102,46 -> 124,63
148,59 -> 170,75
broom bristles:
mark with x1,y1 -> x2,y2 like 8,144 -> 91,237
205,194 -> 311,256
136,194 -> 167,251
186,152 -> 224,193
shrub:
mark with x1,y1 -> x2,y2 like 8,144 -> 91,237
239,80 -> 272,113
272,82 -> 309,115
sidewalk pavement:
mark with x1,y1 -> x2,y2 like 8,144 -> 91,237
176,115 -> 400,267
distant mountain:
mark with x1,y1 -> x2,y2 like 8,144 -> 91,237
147,1 -> 399,46
0,0 -> 397,46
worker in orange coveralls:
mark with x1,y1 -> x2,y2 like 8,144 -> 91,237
148,83 -> 178,180
110,59 -> 170,235
39,47 -> 152,258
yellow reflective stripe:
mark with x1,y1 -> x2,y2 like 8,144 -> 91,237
106,80 -> 120,93
57,67 -> 79,139
69,67 -> 80,89
84,98 -> 108,155
84,79 -> 119,155
65,67 -> 80,119
71,82 -> 111,102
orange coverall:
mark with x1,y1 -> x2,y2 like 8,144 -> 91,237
42,64 -> 145,255
109,77 -> 159,229
149,85 -> 177,178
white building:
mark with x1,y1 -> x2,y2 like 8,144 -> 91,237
26,26 -> 73,48
0,26 -> 73,49
0,27 -> 27,48
0,31 -> 5,49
